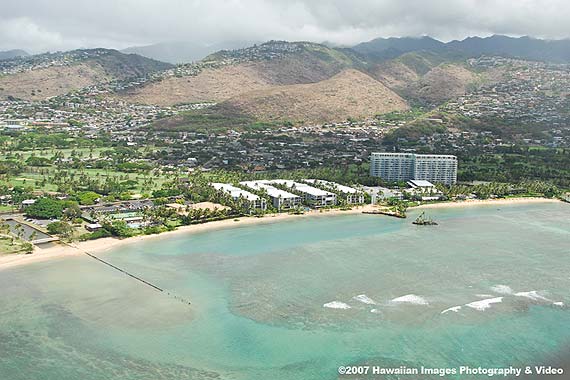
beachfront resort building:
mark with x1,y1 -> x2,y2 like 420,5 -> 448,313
267,180 -> 337,208
239,181 -> 302,211
406,180 -> 443,201
304,179 -> 365,204
370,153 -> 457,185
210,183 -> 267,212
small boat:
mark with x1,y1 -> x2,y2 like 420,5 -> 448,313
412,211 -> 438,226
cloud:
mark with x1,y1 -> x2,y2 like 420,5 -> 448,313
0,0 -> 569,53
0,18 -> 66,52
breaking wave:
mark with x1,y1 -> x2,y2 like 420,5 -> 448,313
352,294 -> 377,305
323,301 -> 351,310
441,306 -> 462,314
514,291 -> 552,302
465,297 -> 503,311
491,285 -> 513,295
391,294 -> 429,305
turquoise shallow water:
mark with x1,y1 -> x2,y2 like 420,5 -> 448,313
1,203 -> 570,379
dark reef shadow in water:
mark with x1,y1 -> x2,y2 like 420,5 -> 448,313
0,303 -> 222,380
513,343 -> 570,380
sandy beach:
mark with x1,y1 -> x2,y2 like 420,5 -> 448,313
0,198 -> 564,271
0,204 -> 377,270
411,196 -> 562,209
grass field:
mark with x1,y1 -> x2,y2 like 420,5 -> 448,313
1,147 -> 110,161
0,236 -> 32,254
1,146 -> 175,194
1,168 -> 173,194
0,205 -> 16,213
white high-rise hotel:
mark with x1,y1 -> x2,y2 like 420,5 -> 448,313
370,153 -> 458,185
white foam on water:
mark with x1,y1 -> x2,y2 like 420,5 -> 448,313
323,301 -> 351,310
465,297 -> 503,311
491,285 -> 513,295
441,306 -> 462,314
553,302 -> 565,307
514,291 -> 552,302
352,294 -> 377,305
476,294 -> 494,298
391,294 -> 429,305
370,308 -> 382,314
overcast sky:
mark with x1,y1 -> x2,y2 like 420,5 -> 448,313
1,0 -> 569,53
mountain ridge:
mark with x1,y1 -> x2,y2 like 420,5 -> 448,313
0,49 -> 29,60
0,49 -> 172,101
354,34 -> 570,63
122,40 -> 259,64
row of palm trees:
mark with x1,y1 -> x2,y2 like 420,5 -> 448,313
0,219 -> 34,253
435,180 -> 561,200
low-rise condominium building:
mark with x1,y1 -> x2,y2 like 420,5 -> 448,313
210,183 -> 267,211
304,179 -> 365,204
267,180 -> 337,208
239,181 -> 302,211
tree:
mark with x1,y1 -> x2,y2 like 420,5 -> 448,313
102,220 -> 134,238
0,219 -> 10,235
47,221 -> 73,239
63,204 -> 82,220
26,156 -> 52,167
76,191 -> 101,205
25,198 -> 64,219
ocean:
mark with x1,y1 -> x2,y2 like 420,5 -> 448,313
1,203 -> 569,379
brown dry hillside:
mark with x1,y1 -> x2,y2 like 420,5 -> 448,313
250,51 -> 351,85
406,64 -> 479,104
371,60 -> 421,89
224,69 -> 409,123
120,41 -> 356,106
0,63 -> 110,101
122,65 -> 272,106
0,49 -> 171,101
369,51 -> 483,105
122,55 -> 350,106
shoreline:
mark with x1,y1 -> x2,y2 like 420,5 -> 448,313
0,197 -> 564,271
0,205 -> 377,270
410,196 -> 562,209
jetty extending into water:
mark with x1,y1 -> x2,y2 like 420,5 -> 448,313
362,210 -> 407,218
68,242 -> 192,306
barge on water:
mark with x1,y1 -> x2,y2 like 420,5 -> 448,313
412,211 -> 438,225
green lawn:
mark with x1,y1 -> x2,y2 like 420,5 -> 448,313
1,167 -> 173,194
0,205 -> 16,213
0,147 -> 109,161
0,236 -> 32,254
1,145 -> 174,195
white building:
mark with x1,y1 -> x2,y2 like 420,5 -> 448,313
239,181 -> 302,211
210,183 -> 267,212
370,153 -> 457,185
407,180 -> 436,189
267,180 -> 337,208
406,180 -> 443,201
361,186 -> 403,204
21,199 -> 36,208
304,179 -> 365,204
